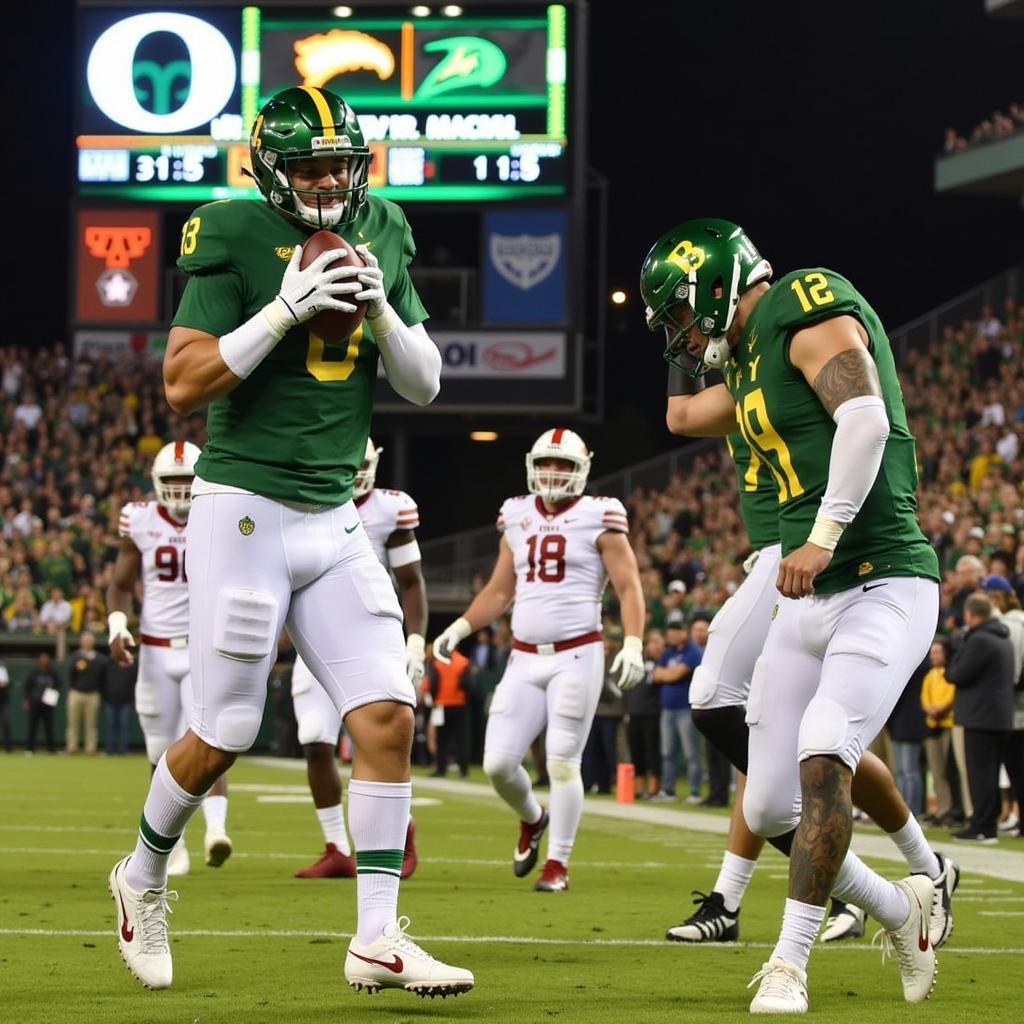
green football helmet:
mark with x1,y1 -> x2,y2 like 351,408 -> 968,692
249,86 -> 371,230
640,218 -> 771,376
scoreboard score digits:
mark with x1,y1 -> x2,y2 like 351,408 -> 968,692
76,5 -> 572,202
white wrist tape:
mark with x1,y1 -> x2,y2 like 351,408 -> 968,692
218,302 -> 289,380
816,395 -> 889,526
107,610 -> 131,644
406,633 -> 425,658
807,516 -> 845,552
366,301 -> 399,339
387,539 -> 421,568
447,617 -> 473,644
623,636 -> 643,655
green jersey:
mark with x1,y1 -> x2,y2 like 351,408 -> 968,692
172,197 -> 428,506
726,268 -> 939,594
724,429 -> 780,550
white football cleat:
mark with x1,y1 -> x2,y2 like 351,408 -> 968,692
166,838 -> 190,877
872,875 -> 937,1003
748,956 -> 808,1014
204,826 -> 233,868
108,856 -> 177,990
928,853 -> 960,949
345,916 -> 474,998
820,900 -> 865,942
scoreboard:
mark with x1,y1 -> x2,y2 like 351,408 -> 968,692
76,4 -> 573,203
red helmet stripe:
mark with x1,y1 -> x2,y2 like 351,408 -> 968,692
173,440 -> 185,464
550,427 -> 565,445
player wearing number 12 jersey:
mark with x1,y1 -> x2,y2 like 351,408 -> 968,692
109,85 -> 471,1000
642,219 -> 941,1013
433,429 -> 646,893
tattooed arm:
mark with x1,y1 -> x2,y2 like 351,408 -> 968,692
775,317 -> 890,598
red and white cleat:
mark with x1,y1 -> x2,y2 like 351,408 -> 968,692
109,856 -> 178,990
513,808 -> 549,878
533,858 -> 569,892
294,843 -> 356,879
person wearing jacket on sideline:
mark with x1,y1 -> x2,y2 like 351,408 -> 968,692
945,593 -> 1015,843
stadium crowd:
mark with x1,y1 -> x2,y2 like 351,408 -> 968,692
943,100 -> 1024,153
1,297 -> 1021,836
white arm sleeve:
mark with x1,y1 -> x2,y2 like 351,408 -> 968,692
369,305 -> 441,406
817,395 -> 890,524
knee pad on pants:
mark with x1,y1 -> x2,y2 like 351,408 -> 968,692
545,726 -> 584,763
213,588 -> 278,662
298,710 -> 337,747
689,664 -> 718,709
213,705 -> 263,752
742,777 -> 800,838
483,749 -> 520,784
143,731 -> 173,766
798,696 -> 849,761
547,757 -> 581,787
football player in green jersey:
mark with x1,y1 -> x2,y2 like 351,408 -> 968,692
642,220 -> 942,1013
109,86 -> 473,1000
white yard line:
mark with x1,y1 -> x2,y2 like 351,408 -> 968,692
0,927 -> 1020,954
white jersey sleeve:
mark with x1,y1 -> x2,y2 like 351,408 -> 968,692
356,488 -> 420,566
502,495 -> 622,645
126,502 -> 190,639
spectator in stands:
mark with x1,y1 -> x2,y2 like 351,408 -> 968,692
950,555 -> 985,627
102,658 -> 136,756
38,585 -> 72,633
5,588 -> 38,632
945,593 -> 1015,843
23,651 -> 61,754
652,612 -> 703,803
0,661 -> 11,753
921,638 -> 957,826
626,629 -> 664,799
65,631 -> 108,755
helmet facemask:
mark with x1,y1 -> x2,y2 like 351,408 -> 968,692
265,151 -> 370,230
353,439 -> 381,498
526,455 -> 589,503
154,474 -> 194,520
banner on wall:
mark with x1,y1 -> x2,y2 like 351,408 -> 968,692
482,209 -> 567,325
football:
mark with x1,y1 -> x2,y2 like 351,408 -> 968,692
300,229 -> 368,343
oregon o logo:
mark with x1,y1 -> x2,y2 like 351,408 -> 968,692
87,13 -> 236,133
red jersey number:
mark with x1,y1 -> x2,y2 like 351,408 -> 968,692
154,546 -> 187,583
525,534 -> 566,583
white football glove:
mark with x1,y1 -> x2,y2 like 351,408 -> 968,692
406,633 -> 426,687
354,245 -> 387,317
268,243 -> 363,330
432,616 -> 472,665
610,636 -> 645,690
107,611 -> 136,667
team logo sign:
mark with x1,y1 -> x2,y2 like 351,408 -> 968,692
490,233 -> 561,291
857,561 -> 874,576
238,516 -> 255,536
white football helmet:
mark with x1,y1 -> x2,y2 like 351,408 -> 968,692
353,437 -> 381,498
151,441 -> 201,520
526,428 -> 592,503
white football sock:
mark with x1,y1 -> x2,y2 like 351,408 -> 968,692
316,803 -> 351,855
125,754 -> 205,891
714,851 -> 757,913
547,760 -> 583,866
489,762 -> 542,825
202,794 -> 228,833
888,816 -> 939,877
773,898 -> 826,971
831,850 -> 910,930
348,779 -> 410,944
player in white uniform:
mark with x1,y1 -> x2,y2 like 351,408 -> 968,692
433,428 -> 646,892
291,439 -> 422,879
107,441 -> 232,875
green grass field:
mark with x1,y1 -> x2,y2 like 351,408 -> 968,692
2,754 -> 1022,1024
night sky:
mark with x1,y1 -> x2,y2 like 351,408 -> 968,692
16,0 -> 1024,536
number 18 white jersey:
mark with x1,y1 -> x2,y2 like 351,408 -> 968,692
118,501 -> 189,638
497,494 -> 628,645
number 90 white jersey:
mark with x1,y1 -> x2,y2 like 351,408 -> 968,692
118,501 -> 189,638
497,494 -> 628,645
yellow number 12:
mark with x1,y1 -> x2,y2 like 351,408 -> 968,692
790,272 -> 834,313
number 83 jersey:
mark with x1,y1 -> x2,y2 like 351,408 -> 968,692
497,494 -> 629,645
118,501 -> 190,638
